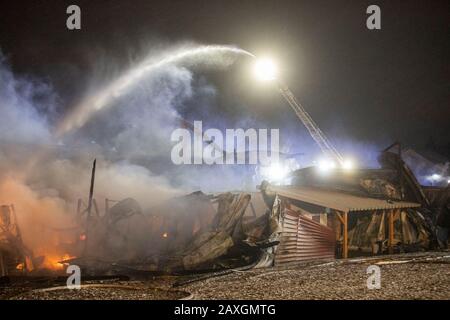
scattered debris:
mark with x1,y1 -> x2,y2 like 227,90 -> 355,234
0,205 -> 37,276
0,144 -> 449,300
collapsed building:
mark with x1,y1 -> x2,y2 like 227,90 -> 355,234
59,145 -> 448,273
1,145 -> 448,276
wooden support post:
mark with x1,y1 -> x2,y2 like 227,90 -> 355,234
335,211 -> 342,245
388,209 -> 394,254
335,211 -> 348,259
343,211 -> 348,259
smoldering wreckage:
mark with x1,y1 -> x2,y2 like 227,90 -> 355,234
1,144 -> 449,285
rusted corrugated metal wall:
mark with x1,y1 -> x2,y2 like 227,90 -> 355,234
275,209 -> 335,265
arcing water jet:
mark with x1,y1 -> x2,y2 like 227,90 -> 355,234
57,45 -> 254,136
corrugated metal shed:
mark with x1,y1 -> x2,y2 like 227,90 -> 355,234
271,186 -> 421,212
275,209 -> 335,265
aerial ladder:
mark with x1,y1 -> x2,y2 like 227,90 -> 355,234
277,82 -> 344,165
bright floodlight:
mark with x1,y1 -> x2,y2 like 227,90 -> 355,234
342,159 -> 354,171
261,162 -> 287,182
253,58 -> 277,81
317,159 -> 336,172
431,173 -> 442,181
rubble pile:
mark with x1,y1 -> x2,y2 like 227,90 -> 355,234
0,144 -> 448,279
66,191 -> 278,274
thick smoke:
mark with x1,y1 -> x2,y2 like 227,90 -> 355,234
0,54 -> 52,146
0,42 -> 393,264
0,44 -> 250,261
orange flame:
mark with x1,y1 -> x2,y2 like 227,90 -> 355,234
41,253 -> 76,270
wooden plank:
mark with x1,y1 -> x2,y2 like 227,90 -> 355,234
343,211 -> 348,259
335,211 -> 342,243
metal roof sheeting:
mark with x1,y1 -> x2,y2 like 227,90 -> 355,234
275,209 -> 335,265
271,186 -> 421,213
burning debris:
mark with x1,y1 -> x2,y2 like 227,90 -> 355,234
0,33 -> 447,300
0,205 -> 39,275
1,142 -> 449,279
66,190 -> 276,274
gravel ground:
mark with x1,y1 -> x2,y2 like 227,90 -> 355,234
1,252 -> 449,300
1,279 -> 189,300
13,284 -> 187,300
184,253 -> 450,300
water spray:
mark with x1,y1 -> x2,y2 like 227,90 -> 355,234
57,45 -> 254,136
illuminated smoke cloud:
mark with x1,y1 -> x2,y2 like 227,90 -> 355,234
58,44 -> 253,135
0,53 -> 53,145
0,43 -> 252,260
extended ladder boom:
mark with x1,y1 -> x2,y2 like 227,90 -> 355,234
278,83 -> 343,164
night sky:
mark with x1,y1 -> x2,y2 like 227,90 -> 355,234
0,0 -> 449,154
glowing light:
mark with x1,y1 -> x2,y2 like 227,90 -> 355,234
431,174 -> 442,181
162,232 -> 168,238
61,254 -> 73,262
261,163 -> 288,182
253,58 -> 278,81
317,159 -> 336,172
41,254 -> 73,270
342,159 -> 355,171
16,263 -> 25,270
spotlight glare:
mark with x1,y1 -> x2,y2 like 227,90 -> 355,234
431,173 -> 442,181
317,159 -> 336,172
253,58 -> 277,81
342,159 -> 355,171
261,162 -> 287,182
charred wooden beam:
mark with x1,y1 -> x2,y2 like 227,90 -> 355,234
83,158 -> 97,255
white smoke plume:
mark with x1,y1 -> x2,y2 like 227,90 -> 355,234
0,43 -> 250,260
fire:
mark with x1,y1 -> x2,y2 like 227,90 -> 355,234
61,253 -> 74,261
0,177 -> 76,272
16,263 -> 25,270
42,254 -> 64,270
41,253 -> 76,270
